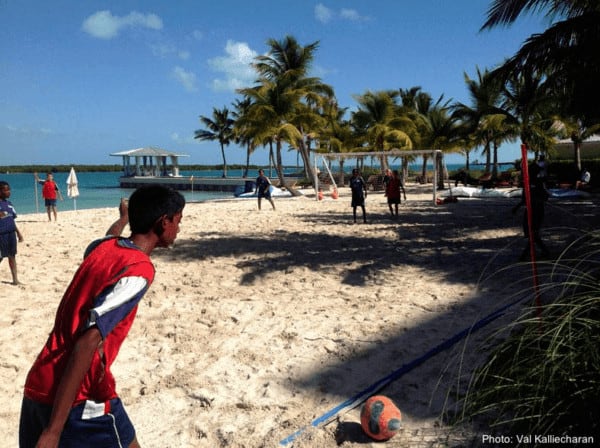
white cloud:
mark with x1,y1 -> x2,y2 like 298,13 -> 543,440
170,131 -> 195,145
5,124 -> 55,136
340,9 -> 364,21
207,40 -> 258,92
192,30 -> 204,41
315,4 -> 333,24
172,66 -> 198,92
82,10 -> 163,39
314,4 -> 369,24
151,43 -> 190,60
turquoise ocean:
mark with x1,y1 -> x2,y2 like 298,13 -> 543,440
2,164 -> 467,216
1,169 -> 257,216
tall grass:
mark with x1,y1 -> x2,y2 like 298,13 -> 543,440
459,230 -> 600,443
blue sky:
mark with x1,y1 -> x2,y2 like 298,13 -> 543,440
1,1 -> 549,167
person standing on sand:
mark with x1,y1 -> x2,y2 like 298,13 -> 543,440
255,169 -> 275,210
0,180 -> 24,285
34,172 -> 63,221
350,168 -> 368,223
385,170 -> 405,217
19,185 -> 185,448
576,167 -> 591,189
512,163 -> 550,260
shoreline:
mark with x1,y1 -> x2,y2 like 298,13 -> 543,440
2,186 -> 598,446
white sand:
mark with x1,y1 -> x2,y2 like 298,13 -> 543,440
1,184 -> 595,447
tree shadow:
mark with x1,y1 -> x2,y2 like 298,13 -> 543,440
157,195 -> 600,428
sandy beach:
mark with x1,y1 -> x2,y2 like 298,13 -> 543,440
1,184 -> 598,447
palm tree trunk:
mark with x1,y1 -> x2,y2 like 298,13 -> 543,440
244,143 -> 251,178
484,141 -> 491,172
297,140 -> 316,188
492,142 -> 499,179
274,140 -> 302,197
421,156 -> 428,182
269,142 -> 275,178
574,142 -> 581,172
220,143 -> 228,177
338,159 -> 345,186
402,157 -> 409,184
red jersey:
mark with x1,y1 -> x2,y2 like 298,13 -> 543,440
24,237 -> 155,406
386,177 -> 401,200
42,180 -> 58,200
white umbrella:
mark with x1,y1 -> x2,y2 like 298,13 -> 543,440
66,167 -> 79,210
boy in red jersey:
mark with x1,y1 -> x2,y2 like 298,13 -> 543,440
19,185 -> 185,448
34,172 -> 64,221
384,170 -> 406,217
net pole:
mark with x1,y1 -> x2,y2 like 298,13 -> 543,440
322,157 -> 337,190
313,153 -> 319,201
433,151 -> 438,205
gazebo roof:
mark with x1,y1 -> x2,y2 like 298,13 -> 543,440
553,135 -> 600,159
110,147 -> 189,158
555,134 -> 600,145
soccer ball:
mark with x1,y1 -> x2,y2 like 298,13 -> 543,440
360,395 -> 402,441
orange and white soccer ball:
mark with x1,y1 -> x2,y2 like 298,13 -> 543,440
360,395 -> 402,441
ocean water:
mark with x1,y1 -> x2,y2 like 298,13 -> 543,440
1,170 -> 251,216
2,164 -> 471,216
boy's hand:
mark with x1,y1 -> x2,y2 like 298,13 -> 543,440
35,428 -> 61,448
118,198 -> 128,219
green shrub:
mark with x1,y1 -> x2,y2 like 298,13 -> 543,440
460,231 -> 600,444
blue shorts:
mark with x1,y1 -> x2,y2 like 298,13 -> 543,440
258,188 -> 271,199
0,231 -> 17,257
44,199 -> 57,207
20,397 -> 136,448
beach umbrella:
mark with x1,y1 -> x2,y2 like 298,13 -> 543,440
66,166 -> 79,210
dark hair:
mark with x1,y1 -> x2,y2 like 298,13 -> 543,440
0,181 -> 8,189
128,185 -> 185,234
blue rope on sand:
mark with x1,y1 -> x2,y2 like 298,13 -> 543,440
279,295 -> 527,446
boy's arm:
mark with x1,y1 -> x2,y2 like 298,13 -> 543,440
33,173 -> 44,186
512,194 -> 525,214
36,327 -> 103,448
106,199 -> 129,236
15,225 -> 23,242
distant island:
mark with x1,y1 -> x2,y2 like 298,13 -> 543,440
0,164 -> 276,174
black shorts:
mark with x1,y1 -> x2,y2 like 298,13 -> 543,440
0,231 -> 17,257
19,397 -> 136,448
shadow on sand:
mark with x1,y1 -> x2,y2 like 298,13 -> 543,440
158,194 -> 600,443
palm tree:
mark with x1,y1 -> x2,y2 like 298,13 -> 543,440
554,118 -> 600,172
240,35 -> 334,191
317,99 -> 355,185
498,68 -> 556,157
452,67 -> 512,177
419,100 -> 462,189
231,97 -> 256,177
194,107 -> 235,177
351,90 -> 413,171
482,1 -> 600,123
397,87 -> 448,181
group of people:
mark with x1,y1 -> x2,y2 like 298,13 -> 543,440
0,173 -> 64,286
1,175 -> 188,446
349,168 -> 407,223
3,158 -> 579,445
16,184 -> 185,447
